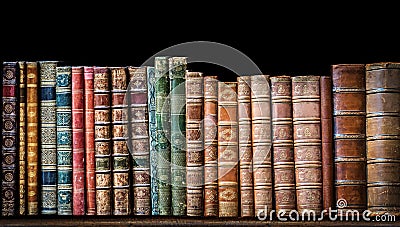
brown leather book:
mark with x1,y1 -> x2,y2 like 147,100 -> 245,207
203,76 -> 219,217
18,61 -> 27,216
291,75 -> 322,214
366,62 -> 400,216
237,75 -> 254,217
251,75 -> 273,217
218,81 -> 238,217
332,64 -> 366,214
270,75 -> 296,216
185,72 -> 204,217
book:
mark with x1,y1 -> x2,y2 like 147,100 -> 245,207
270,75 -> 296,216
203,76 -> 219,217
84,66 -> 96,215
185,71 -> 204,217
237,75 -> 254,217
2,62 -> 19,216
110,67 -> 130,215
251,75 -> 273,217
26,62 -> 39,215
39,61 -> 58,215
291,75 -> 322,215
56,66 -> 73,215
72,66 -> 85,215
94,66 -> 112,215
365,62 -> 400,216
217,81 -> 238,217
18,61 -> 27,216
332,64 -> 366,214
169,57 -> 187,216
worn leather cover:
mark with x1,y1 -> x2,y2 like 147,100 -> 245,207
270,75 -> 296,216
366,62 -> 400,216
332,64 -> 366,214
291,75 -> 322,214
185,72 -> 204,217
203,76 -> 219,217
18,61 -> 27,216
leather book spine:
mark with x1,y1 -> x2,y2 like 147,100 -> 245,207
251,75 -> 273,217
2,62 -> 19,216
56,66 -> 73,215
84,66 -> 96,215
72,66 -> 85,215
18,61 -> 27,216
169,57 -> 187,216
270,75 -> 296,216
237,75 -> 254,217
110,67 -> 130,215
155,56 -> 171,215
203,76 -> 219,217
366,62 -> 400,216
94,67 -> 112,215
218,81 -> 238,217
39,61 -> 58,215
26,62 -> 39,215
185,72 -> 204,217
291,75 -> 322,214
320,75 -> 334,212
332,64 -> 366,214
128,66 -> 151,215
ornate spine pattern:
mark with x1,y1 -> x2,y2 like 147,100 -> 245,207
291,75 -> 322,214
217,82 -> 238,217
128,66 -> 151,215
26,62 -> 39,215
56,66 -> 73,215
203,76 -> 219,217
72,66 -> 85,215
169,57 -> 187,216
2,62 -> 19,216
237,75 -> 254,217
110,67 -> 130,215
147,66 -> 159,215
84,66 -> 96,215
94,67 -> 112,215
332,65 -> 366,214
18,61 -> 27,216
270,76 -> 296,215
155,56 -> 171,215
366,62 -> 400,216
39,61 -> 58,215
185,72 -> 204,217
251,75 -> 273,217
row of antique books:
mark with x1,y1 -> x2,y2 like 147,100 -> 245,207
0,59 -> 399,218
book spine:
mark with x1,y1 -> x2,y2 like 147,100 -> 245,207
56,66 -> 73,215
332,64 -> 366,214
270,75 -> 296,215
94,67 -> 112,215
18,61 -> 27,216
2,62 -> 19,216
72,66 -> 85,215
26,62 -> 39,215
147,66 -> 159,215
237,75 -> 254,217
251,75 -> 273,217
110,67 -> 130,215
185,72 -> 204,217
128,66 -> 151,215
155,56 -> 171,215
84,66 -> 96,215
203,76 -> 219,217
39,61 -> 58,215
169,57 -> 187,216
291,75 -> 322,214
217,81 -> 238,217
366,62 -> 400,216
